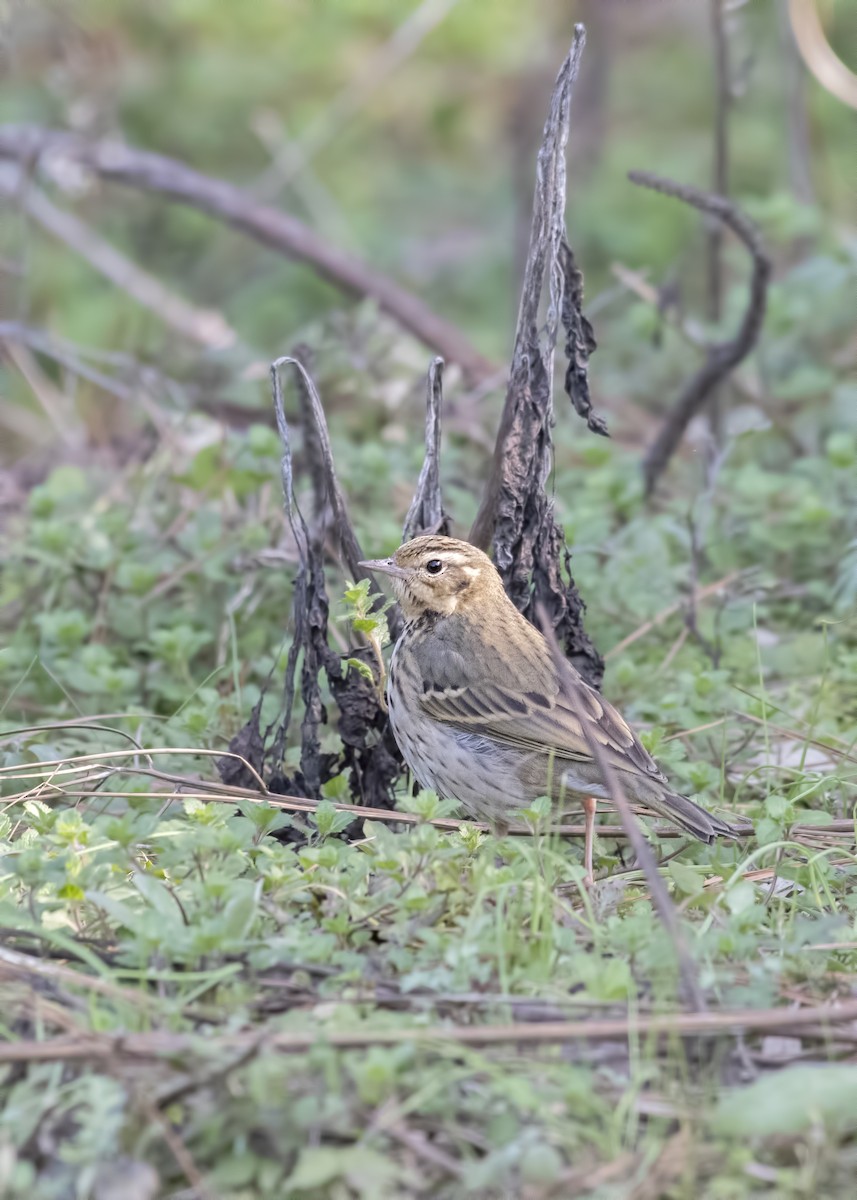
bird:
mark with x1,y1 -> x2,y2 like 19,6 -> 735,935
359,534 -> 737,885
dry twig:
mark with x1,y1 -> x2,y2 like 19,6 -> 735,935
219,358 -> 400,806
3,998 -> 857,1063
0,125 -> 495,383
537,604 -> 707,1013
628,171 -> 770,495
402,357 -> 450,542
0,163 -> 236,350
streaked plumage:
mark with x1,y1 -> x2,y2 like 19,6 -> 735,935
360,535 -> 736,880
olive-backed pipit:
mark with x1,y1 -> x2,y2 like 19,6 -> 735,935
360,535 -> 737,884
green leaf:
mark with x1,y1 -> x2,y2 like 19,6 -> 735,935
668,861 -> 703,896
724,880 -> 757,915
764,794 -> 791,820
713,1065 -> 857,1136
284,1145 -> 405,1194
520,1143 -> 564,1185
87,890 -> 148,936
346,656 -> 375,682
132,871 -> 181,921
754,817 -> 783,847
312,800 -> 354,837
792,809 -> 835,826
57,883 -> 85,902
283,1147 -> 343,1191
221,882 -> 261,941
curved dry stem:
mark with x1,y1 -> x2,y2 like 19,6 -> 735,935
628,171 -> 770,495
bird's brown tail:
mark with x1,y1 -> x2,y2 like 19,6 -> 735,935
648,790 -> 738,844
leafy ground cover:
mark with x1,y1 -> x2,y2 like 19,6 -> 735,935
3,4 -> 857,1197
2,237 -> 857,1194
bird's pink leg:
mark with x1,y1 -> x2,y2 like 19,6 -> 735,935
582,797 -> 597,887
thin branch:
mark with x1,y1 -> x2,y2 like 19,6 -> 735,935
605,569 -> 743,660
402,357 -> 450,541
708,0 -> 730,325
7,782 -> 760,843
3,998 -> 857,1062
141,1096 -> 221,1200
385,1123 -> 464,1181
628,172 -> 770,495
272,356 -> 373,585
608,264 -> 764,406
0,337 -> 78,445
0,125 -> 496,384
0,162 -> 237,350
0,321 -> 194,417
777,0 -> 817,207
537,603 -> 706,1013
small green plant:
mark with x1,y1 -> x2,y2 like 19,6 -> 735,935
340,578 -> 394,700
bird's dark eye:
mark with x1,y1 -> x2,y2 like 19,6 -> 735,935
425,559 -> 443,575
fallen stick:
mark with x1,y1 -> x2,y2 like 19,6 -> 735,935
2,997 -> 857,1063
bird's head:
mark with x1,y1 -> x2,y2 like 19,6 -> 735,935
359,535 -> 501,620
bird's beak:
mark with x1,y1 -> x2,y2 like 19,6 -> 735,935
359,557 -> 409,580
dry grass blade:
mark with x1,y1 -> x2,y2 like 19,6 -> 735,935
605,570 -> 743,660
3,997 -> 857,1062
789,0 -> 857,110
538,602 -> 707,1013
0,745 -> 268,791
0,746 -> 760,843
272,356 -> 367,580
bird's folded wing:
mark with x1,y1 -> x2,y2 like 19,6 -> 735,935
417,642 -> 666,784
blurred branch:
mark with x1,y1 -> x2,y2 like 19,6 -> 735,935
0,321 -> 185,406
0,125 -> 496,384
0,338 -> 78,445
250,112 -> 353,247
609,264 -> 763,406
778,1 -> 817,207
0,162 -> 237,351
707,0 -> 730,328
6,995 -> 857,1061
789,0 -> 857,110
627,172 -> 770,496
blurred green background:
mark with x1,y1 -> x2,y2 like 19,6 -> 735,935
2,0 -> 855,429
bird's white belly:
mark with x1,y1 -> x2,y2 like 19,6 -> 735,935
387,689 -> 529,820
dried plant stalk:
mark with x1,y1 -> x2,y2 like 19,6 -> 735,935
402,357 -> 450,542
219,358 -> 400,808
628,172 -> 770,495
470,25 -> 605,686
